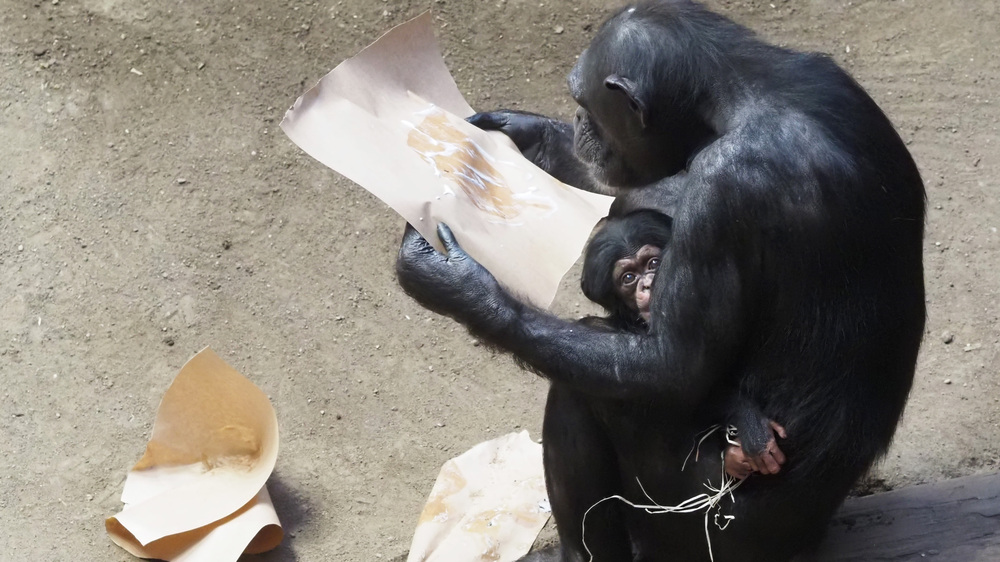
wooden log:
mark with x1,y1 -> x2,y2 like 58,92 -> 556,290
813,472 -> 1000,561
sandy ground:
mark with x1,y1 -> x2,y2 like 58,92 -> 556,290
1,0 -> 999,560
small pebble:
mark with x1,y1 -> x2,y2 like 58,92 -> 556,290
941,332 -> 954,344
554,25 -> 564,34
176,178 -> 188,185
944,378 -> 952,385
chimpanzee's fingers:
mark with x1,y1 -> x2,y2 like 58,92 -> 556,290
402,222 -> 419,240
727,466 -> 750,480
770,420 -> 788,439
436,223 -> 465,257
399,222 -> 424,252
725,459 -> 751,480
771,440 -> 787,465
399,223 -> 437,258
760,451 -> 781,475
466,111 -> 509,131
723,445 -> 748,480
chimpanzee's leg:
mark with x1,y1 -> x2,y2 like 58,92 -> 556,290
522,384 -> 632,562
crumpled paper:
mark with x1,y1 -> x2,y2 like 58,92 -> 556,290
407,431 -> 551,562
106,347 -> 283,561
280,12 -> 613,308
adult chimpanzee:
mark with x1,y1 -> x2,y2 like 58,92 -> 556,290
581,211 -> 788,481
396,1 -> 926,560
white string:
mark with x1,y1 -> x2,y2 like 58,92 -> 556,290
581,424 -> 744,562
681,423 -> 715,471
723,424 -> 740,447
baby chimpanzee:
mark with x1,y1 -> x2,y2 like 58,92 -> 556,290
581,210 -> 786,479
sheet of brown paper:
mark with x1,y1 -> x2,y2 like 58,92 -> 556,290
280,12 -> 612,308
106,347 -> 283,561
407,431 -> 550,562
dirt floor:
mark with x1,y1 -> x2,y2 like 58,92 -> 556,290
1,0 -> 998,560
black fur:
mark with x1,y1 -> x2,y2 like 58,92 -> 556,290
397,1 -> 925,560
582,212 -> 780,461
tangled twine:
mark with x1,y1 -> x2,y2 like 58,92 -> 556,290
581,424 -> 743,562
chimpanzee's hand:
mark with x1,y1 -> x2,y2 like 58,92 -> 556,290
724,443 -> 754,480
395,223 -> 508,325
467,110 -> 570,168
724,420 -> 787,480
739,419 -> 788,476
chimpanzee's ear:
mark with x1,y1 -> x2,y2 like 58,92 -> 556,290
604,74 -> 648,128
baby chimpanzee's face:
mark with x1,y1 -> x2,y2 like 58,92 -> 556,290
612,244 -> 661,323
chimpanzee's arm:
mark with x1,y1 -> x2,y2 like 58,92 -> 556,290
396,178 -> 756,405
397,223 -> 667,399
467,110 -> 690,210
467,110 -> 614,195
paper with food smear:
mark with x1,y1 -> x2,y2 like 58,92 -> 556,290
407,431 -> 551,562
106,347 -> 282,561
280,11 -> 613,308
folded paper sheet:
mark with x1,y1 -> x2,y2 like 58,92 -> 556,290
280,12 -> 613,308
407,431 -> 550,562
106,348 -> 283,561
